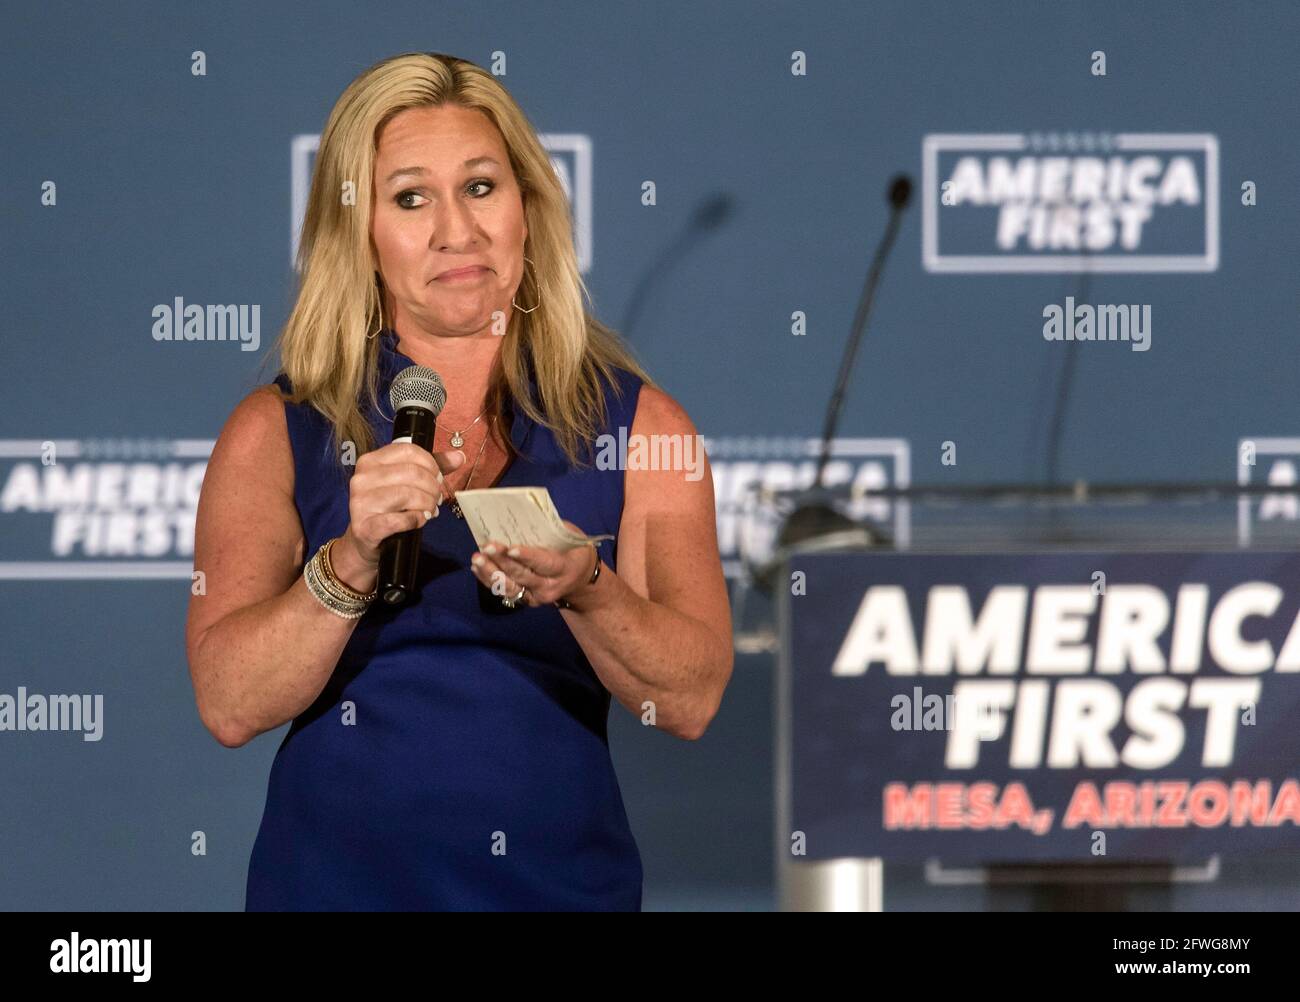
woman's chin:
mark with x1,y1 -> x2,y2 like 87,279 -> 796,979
430,312 -> 501,337
428,300 -> 504,332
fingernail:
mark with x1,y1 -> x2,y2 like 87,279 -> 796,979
471,554 -> 483,567
423,510 -> 433,520
507,547 -> 520,557
484,543 -> 497,555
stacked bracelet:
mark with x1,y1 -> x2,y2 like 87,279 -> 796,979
303,538 -> 377,619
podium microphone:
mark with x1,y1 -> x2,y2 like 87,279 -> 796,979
377,365 -> 446,604
758,175 -> 912,585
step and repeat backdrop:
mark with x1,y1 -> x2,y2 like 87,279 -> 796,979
2,1 -> 1299,909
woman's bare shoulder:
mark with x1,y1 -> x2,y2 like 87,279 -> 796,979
629,383 -> 697,436
206,383 -> 294,495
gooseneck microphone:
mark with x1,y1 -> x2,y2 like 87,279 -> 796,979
811,173 -> 911,489
752,174 -> 913,592
377,365 -> 446,604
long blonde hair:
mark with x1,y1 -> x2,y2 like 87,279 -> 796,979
268,51 -> 654,468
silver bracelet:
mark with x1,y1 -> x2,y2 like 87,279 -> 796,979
303,543 -> 372,619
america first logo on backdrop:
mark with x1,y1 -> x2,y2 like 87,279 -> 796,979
922,132 -> 1219,273
291,133 -> 594,272
708,437 -> 910,578
0,440 -> 211,580
1237,437 -> 1300,546
1,435 -> 909,581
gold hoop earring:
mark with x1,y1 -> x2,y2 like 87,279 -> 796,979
365,295 -> 385,340
511,256 -> 541,314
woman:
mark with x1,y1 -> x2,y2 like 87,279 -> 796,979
184,52 -> 732,911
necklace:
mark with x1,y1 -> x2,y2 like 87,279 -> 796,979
445,407 -> 488,449
445,416 -> 495,519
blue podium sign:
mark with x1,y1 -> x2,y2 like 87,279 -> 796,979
780,549 -> 1300,864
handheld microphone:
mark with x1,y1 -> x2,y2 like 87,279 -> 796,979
377,365 -> 446,604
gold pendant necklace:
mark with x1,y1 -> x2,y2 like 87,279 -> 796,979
448,408 -> 488,449
447,417 -> 494,519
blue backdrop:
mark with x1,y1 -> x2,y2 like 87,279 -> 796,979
2,0 -> 1298,910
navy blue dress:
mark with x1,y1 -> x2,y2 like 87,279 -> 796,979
245,328 -> 644,910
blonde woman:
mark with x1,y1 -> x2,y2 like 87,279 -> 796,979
185,52 -> 732,911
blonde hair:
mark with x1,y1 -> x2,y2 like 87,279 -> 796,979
266,51 -> 654,468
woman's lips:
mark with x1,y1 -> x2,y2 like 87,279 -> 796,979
435,266 -> 490,282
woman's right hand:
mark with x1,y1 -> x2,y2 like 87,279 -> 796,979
333,443 -> 466,586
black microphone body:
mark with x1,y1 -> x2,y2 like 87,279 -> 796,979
377,403 -> 438,604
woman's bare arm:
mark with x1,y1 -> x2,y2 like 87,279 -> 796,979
560,386 -> 733,739
187,387 -> 361,746
185,386 -> 451,747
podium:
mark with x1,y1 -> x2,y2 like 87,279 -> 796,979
754,483 -> 1300,911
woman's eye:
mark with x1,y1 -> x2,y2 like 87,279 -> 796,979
395,181 -> 492,208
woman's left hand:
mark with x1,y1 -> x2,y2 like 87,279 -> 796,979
469,520 -> 599,608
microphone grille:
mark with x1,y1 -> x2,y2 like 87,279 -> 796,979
389,365 -> 446,415
888,174 -> 912,209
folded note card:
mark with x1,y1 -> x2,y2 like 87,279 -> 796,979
453,487 -> 614,552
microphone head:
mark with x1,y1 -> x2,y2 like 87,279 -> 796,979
694,193 -> 734,230
389,364 -> 446,415
887,174 -> 912,209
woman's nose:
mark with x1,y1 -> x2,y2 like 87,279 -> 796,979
430,197 -> 479,251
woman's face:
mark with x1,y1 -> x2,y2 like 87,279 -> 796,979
371,104 -> 528,338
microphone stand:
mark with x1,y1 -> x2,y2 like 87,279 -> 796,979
751,175 -> 912,593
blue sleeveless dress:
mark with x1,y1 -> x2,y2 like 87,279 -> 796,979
245,329 -> 644,910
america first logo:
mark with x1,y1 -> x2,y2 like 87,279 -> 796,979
2,435 -> 912,582
923,132 -> 1219,273
1237,437 -> 1300,546
707,436 -> 910,578
0,439 -> 211,580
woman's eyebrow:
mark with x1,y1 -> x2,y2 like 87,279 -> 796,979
383,157 -> 501,185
